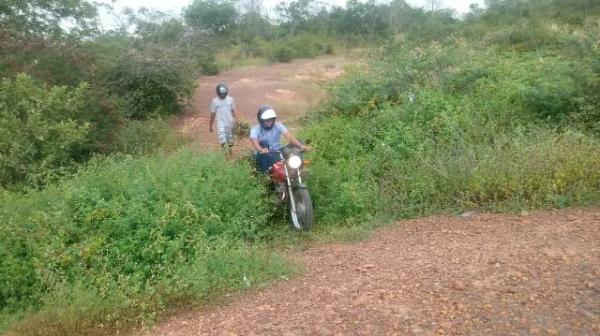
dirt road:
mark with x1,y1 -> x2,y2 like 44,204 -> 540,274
140,208 -> 600,335
174,55 -> 353,150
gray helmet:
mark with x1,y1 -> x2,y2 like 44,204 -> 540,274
216,83 -> 228,98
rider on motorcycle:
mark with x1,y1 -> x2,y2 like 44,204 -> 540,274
250,105 -> 311,172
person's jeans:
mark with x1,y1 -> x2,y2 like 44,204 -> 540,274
255,152 -> 281,172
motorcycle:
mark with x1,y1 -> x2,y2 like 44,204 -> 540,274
259,143 -> 314,231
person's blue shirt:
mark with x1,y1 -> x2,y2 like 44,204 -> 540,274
249,123 -> 288,151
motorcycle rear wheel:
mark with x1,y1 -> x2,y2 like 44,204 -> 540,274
288,188 -> 313,231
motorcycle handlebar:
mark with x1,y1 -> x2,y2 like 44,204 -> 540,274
261,144 -> 309,155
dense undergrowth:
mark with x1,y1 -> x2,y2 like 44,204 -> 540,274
303,28 -> 600,224
0,151 -> 294,335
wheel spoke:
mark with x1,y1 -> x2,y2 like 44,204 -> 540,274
289,189 -> 313,231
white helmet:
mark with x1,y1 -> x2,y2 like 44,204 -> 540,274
257,105 -> 277,130
260,108 -> 277,120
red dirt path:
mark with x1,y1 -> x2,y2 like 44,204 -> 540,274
139,208 -> 600,335
173,55 -> 352,151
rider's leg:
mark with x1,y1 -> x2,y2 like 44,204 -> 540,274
218,125 -> 234,155
255,153 -> 270,172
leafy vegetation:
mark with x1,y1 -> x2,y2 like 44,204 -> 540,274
184,0 -> 238,34
301,0 -> 600,226
0,0 -> 97,37
104,56 -> 194,120
107,119 -> 189,155
0,75 -> 91,190
0,151 -> 294,335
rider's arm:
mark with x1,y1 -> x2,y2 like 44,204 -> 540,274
209,99 -> 216,132
251,138 -> 269,154
209,112 -> 215,131
283,131 -> 311,151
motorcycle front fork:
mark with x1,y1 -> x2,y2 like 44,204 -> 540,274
284,165 -> 303,217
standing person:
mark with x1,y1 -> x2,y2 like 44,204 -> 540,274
209,83 -> 236,152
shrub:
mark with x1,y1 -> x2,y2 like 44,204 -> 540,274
107,119 -> 189,155
104,56 -> 194,119
197,52 -> 220,75
0,150 -> 293,335
271,45 -> 295,63
514,57 -> 584,122
0,38 -> 100,87
267,34 -> 336,63
0,74 -> 90,189
233,119 -> 251,138
301,41 -> 600,226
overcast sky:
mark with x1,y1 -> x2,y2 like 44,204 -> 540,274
97,0 -> 485,29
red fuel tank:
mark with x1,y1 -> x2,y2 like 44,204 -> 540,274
270,161 -> 286,183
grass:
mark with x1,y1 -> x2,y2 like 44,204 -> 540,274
108,119 -> 191,155
214,48 -> 269,73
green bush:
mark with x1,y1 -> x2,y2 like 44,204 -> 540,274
233,119 -> 251,138
0,37 -> 106,87
271,45 -> 295,63
305,103 -> 600,224
267,34 -> 337,63
301,42 -> 600,226
0,74 -> 91,189
107,119 -> 189,155
105,56 -> 194,119
0,150 -> 293,335
301,116 -> 379,225
285,34 -> 323,58
197,52 -> 220,75
512,57 -> 584,122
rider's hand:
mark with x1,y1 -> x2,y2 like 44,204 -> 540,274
301,144 -> 312,152
260,147 -> 269,154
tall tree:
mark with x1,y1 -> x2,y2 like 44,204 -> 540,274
0,0 -> 97,38
239,0 -> 270,38
184,0 -> 238,34
276,0 -> 314,34
425,0 -> 444,12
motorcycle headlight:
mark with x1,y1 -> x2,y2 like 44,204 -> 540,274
287,155 -> 302,169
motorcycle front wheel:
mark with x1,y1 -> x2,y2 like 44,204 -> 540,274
288,188 -> 314,231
